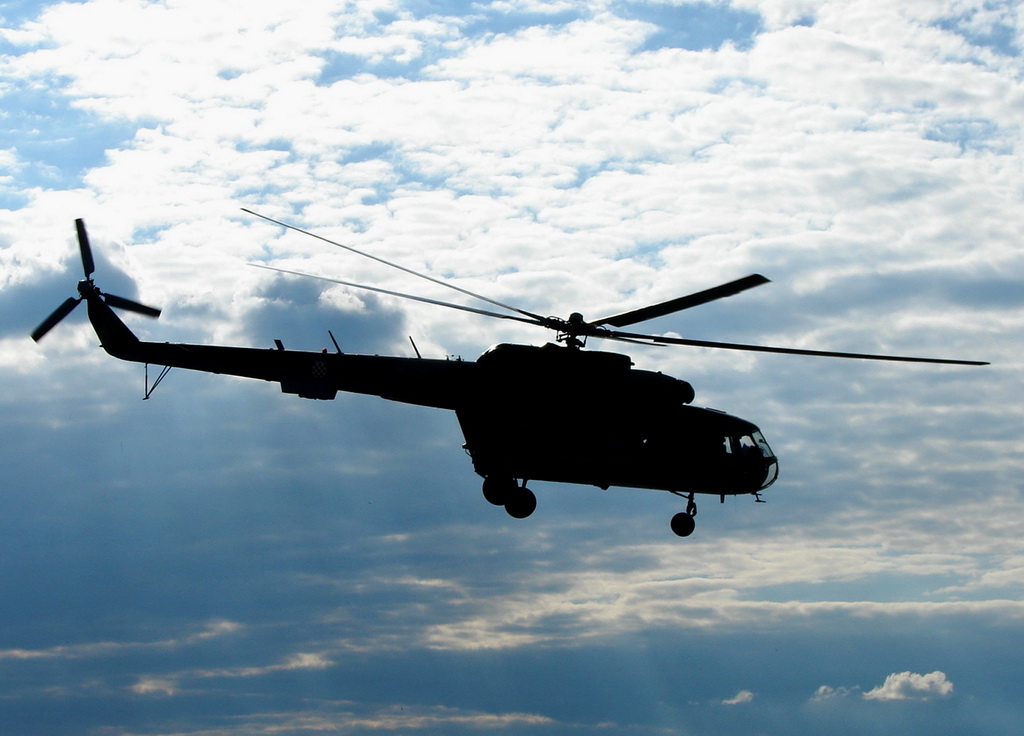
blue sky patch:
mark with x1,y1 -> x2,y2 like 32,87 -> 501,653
936,4 -> 1021,56
0,80 -> 136,192
925,118 -> 1009,153
615,0 -> 763,51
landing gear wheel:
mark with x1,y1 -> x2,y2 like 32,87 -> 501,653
505,486 -> 537,519
671,512 -> 696,537
482,476 -> 516,506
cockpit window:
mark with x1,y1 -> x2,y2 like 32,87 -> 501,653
734,431 -> 775,459
751,431 -> 774,458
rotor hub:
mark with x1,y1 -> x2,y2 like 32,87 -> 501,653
77,278 -> 97,297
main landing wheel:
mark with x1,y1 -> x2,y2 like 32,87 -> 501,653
504,486 -> 537,519
482,475 -> 516,506
482,477 -> 537,519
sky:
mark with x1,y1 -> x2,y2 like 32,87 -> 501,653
1,0 -> 1023,734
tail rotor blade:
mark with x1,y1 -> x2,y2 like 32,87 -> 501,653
76,218 -> 95,278
103,292 -> 162,318
31,297 -> 81,342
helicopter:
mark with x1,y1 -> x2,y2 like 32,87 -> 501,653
31,214 -> 988,537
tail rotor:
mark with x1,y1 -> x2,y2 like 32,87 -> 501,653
31,219 -> 162,342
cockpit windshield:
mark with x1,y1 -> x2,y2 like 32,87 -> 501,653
731,430 -> 778,489
750,431 -> 774,459
731,431 -> 774,458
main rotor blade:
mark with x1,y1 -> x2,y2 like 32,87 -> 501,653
250,264 -> 547,328
75,218 -> 95,278
603,329 -> 989,365
103,292 -> 162,318
31,297 -> 81,342
242,209 -> 548,323
592,274 -> 771,328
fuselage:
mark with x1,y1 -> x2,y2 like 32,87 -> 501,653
88,295 -> 777,497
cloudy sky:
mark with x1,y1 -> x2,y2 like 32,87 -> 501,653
1,0 -> 1022,734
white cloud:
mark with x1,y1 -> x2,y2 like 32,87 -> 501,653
146,704 -> 558,733
863,670 -> 955,701
813,670 -> 955,703
722,689 -> 755,705
0,620 -> 242,661
130,677 -> 178,696
6,1 -> 1019,355
201,651 -> 334,678
0,147 -> 22,183
811,684 -> 857,701
125,651 -> 335,699
330,706 -> 556,730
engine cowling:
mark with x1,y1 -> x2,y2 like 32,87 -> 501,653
675,379 -> 696,405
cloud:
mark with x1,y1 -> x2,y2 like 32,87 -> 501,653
410,523 -> 1024,650
130,677 -> 178,696
130,651 -> 336,696
198,651 -> 335,679
812,671 -> 955,704
242,270 -> 408,353
131,703 -> 559,733
318,706 -> 557,731
862,671 -> 954,701
0,620 -> 242,662
810,684 -> 857,701
722,689 -> 755,705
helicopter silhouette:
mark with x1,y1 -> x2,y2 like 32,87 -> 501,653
32,214 -> 987,537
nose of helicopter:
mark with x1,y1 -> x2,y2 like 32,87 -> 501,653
760,455 -> 779,489
737,429 -> 778,491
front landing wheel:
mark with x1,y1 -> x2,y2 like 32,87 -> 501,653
670,512 -> 696,537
